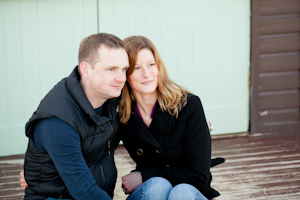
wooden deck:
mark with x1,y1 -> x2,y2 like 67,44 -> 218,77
1,133 -> 300,200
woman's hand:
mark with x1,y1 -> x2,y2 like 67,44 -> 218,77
121,172 -> 143,194
20,171 -> 28,190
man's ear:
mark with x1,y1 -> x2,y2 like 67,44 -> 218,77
79,62 -> 90,79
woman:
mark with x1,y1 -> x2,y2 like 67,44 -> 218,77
119,36 -> 220,200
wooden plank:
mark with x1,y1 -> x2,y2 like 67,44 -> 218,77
259,71 -> 300,91
258,108 -> 300,124
260,35 -> 300,54
259,122 -> 300,133
259,52 -> 300,72
251,0 -> 262,134
260,0 -> 300,16
260,17 -> 300,35
258,90 -> 300,110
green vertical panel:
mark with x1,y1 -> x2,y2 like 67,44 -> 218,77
193,0 -> 210,104
0,0 -> 6,124
21,0 -> 41,122
0,0 -> 98,156
176,0 -> 194,89
161,1 -> 178,81
201,0 -> 250,134
0,0 -> 27,157
98,0 -> 250,135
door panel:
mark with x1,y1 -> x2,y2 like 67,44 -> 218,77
98,0 -> 251,135
251,0 -> 300,134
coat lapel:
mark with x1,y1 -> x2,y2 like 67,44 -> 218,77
127,113 -> 162,148
126,104 -> 176,147
149,106 -> 175,140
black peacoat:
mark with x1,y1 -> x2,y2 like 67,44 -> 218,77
120,94 -> 220,199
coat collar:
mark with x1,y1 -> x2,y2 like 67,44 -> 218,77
126,103 -> 175,147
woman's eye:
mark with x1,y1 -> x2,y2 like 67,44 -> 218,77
135,66 -> 140,70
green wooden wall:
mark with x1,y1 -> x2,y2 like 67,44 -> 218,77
0,0 -> 250,156
98,0 -> 251,134
0,0 -> 98,156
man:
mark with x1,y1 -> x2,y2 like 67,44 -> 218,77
23,33 -> 129,199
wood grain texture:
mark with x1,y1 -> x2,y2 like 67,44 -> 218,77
1,134 -> 300,199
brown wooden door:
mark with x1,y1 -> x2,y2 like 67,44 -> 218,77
251,0 -> 300,134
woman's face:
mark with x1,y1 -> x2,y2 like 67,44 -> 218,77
128,48 -> 159,97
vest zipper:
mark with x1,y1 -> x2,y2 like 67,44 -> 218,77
108,140 -> 111,155
99,164 -> 106,187
107,121 -> 114,155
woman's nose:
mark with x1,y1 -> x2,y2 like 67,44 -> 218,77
142,67 -> 150,77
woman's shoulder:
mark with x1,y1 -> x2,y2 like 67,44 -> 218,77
184,92 -> 204,110
186,92 -> 201,102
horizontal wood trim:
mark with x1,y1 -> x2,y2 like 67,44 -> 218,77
260,35 -> 300,54
258,108 -> 300,124
260,0 -> 300,16
260,53 -> 300,72
259,71 -> 300,91
258,121 -> 300,134
260,17 -> 300,35
259,90 -> 300,110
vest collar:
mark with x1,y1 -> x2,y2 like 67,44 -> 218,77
66,66 -> 112,126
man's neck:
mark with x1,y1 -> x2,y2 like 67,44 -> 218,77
80,79 -> 106,109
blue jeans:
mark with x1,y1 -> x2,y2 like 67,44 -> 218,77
126,177 -> 207,200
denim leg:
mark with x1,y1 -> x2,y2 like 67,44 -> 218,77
127,177 -> 173,200
168,183 -> 207,200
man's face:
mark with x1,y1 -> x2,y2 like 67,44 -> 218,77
88,46 -> 129,104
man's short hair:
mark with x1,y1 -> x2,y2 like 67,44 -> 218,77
78,33 -> 127,67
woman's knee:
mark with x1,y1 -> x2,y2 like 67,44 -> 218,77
143,177 -> 173,199
168,183 -> 207,200
145,177 -> 173,191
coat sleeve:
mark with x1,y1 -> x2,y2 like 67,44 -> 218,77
140,95 -> 212,190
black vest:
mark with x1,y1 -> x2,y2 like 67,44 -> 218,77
24,67 -> 120,199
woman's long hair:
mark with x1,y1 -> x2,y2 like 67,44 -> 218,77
119,36 -> 188,124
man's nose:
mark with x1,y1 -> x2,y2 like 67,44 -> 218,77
115,71 -> 126,83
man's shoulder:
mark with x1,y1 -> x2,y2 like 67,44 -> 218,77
37,117 -> 73,129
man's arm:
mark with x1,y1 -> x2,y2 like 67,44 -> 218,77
33,118 -> 111,200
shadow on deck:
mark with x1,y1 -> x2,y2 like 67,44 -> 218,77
1,133 -> 299,200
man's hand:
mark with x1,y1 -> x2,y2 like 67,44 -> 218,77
20,171 -> 28,190
121,172 -> 143,194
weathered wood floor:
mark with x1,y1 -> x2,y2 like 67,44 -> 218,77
1,133 -> 299,200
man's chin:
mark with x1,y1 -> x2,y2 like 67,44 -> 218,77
109,91 -> 122,98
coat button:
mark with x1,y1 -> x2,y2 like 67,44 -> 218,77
136,148 -> 144,156
166,164 -> 170,167
155,148 -> 162,154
